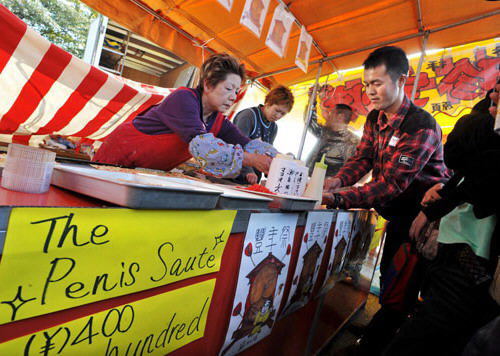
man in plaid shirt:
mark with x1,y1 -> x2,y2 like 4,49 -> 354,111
324,46 -> 449,355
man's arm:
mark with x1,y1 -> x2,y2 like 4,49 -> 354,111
333,119 -> 375,187
337,127 -> 441,208
307,106 -> 323,137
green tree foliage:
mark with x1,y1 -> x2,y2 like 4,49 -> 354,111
2,0 -> 97,58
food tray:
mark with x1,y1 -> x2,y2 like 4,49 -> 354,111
144,176 -> 272,210
52,165 -> 221,209
233,188 -> 317,211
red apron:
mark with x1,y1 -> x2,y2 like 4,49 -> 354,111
93,88 -> 225,171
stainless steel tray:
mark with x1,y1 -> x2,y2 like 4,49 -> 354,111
147,177 -> 273,210
52,165 -> 221,209
233,188 -> 317,211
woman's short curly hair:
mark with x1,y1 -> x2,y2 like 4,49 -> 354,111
198,53 -> 246,91
264,85 -> 294,111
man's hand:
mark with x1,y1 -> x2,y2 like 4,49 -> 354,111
246,173 -> 258,185
421,183 -> 444,207
243,152 -> 272,175
322,192 -> 343,208
409,211 -> 429,243
417,222 -> 439,260
324,177 -> 342,192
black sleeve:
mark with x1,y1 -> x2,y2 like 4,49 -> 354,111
444,111 -> 500,217
233,108 -> 256,137
421,174 -> 466,221
270,123 -> 278,144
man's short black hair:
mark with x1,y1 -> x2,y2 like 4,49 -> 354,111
363,46 -> 409,82
335,104 -> 354,123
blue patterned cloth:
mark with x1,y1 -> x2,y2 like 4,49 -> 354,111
244,139 -> 278,156
189,133 -> 244,178
189,136 -> 278,178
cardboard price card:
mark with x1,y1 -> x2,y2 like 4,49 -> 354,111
220,213 -> 298,356
0,208 -> 235,325
0,279 -> 216,355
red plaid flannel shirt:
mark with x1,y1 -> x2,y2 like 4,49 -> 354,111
335,96 -> 449,209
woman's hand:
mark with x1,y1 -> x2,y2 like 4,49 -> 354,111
243,152 -> 272,175
409,211 -> 429,243
246,173 -> 258,185
421,183 -> 444,207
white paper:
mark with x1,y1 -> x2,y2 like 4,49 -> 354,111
265,157 -> 308,196
388,135 -> 399,147
217,0 -> 235,11
240,0 -> 271,37
281,211 -> 334,316
322,211 -> 355,287
295,26 -> 313,73
265,4 -> 295,58
220,213 -> 299,356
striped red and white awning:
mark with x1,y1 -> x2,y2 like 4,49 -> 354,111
0,4 -> 171,146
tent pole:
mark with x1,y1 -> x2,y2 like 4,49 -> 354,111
410,32 -> 429,101
297,61 -> 323,160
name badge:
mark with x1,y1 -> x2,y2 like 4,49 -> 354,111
388,136 -> 399,147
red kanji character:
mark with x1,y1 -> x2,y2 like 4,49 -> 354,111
320,79 -> 371,116
436,47 -> 500,104
404,67 -> 437,107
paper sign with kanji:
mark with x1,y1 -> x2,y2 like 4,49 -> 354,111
220,213 -> 298,355
323,211 -> 356,287
281,211 -> 334,316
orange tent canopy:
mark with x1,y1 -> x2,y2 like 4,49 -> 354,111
81,0 -> 499,86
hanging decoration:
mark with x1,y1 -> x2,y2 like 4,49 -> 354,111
265,4 -> 295,58
295,26 -> 313,73
217,0 -> 235,12
240,0 -> 271,38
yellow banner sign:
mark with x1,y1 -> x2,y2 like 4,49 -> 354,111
0,279 -> 215,355
0,208 -> 235,325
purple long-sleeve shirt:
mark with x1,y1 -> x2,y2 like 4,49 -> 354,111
133,87 -> 250,146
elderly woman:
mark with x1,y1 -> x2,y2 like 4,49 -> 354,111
93,53 -> 276,177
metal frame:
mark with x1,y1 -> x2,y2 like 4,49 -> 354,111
297,62 -> 323,160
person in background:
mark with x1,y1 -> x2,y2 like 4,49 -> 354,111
232,85 -> 294,184
323,46 -> 450,355
93,53 -> 276,178
306,101 -> 360,177
383,84 -> 500,356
